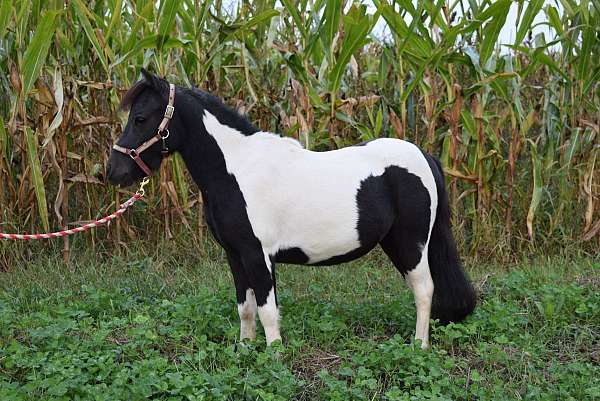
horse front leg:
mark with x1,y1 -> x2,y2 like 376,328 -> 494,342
227,251 -> 257,341
258,284 -> 280,345
238,288 -> 257,340
243,251 -> 281,345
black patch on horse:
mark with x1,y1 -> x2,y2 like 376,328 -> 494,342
275,247 -> 310,264
312,166 -> 430,267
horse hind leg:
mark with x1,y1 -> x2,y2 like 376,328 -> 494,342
380,225 -> 434,349
406,250 -> 433,348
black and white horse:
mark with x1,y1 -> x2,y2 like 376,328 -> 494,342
107,69 -> 476,348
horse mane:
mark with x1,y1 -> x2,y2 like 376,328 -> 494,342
189,87 -> 259,136
119,79 -> 148,110
119,79 -> 259,136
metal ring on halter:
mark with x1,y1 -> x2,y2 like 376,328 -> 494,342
159,129 -> 170,139
128,149 -> 138,158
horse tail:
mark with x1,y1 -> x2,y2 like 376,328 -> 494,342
425,154 -> 476,324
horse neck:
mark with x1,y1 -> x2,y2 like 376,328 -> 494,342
176,91 -> 255,194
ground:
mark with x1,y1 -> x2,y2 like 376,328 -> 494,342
0,245 -> 598,401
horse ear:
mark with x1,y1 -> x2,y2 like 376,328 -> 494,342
140,68 -> 168,95
140,68 -> 154,83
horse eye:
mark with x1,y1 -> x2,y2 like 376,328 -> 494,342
134,116 -> 146,125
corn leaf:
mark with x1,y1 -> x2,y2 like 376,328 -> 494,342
545,5 -> 564,37
374,0 -> 431,59
172,154 -> 189,213
71,0 -> 110,75
281,0 -> 307,40
328,4 -> 376,93
21,10 -> 60,95
112,35 -> 188,68
105,0 -> 123,41
157,0 -> 181,50
44,67 -> 64,146
122,2 -> 155,54
480,0 -> 510,66
527,141 -> 543,240
584,66 -> 600,93
0,117 -> 8,174
16,0 -> 31,43
578,26 -> 595,83
563,130 -> 580,167
515,0 -> 544,45
321,0 -> 342,54
0,1 -> 11,39
25,127 -> 49,232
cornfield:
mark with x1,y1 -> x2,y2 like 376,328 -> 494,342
0,0 -> 598,266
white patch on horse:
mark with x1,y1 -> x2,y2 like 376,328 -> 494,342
202,111 -> 438,264
238,288 -> 257,340
263,249 -> 273,273
257,287 -> 281,345
406,250 -> 434,348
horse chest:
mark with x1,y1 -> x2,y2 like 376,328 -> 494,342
202,188 -> 260,250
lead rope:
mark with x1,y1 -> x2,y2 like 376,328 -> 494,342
0,177 -> 151,241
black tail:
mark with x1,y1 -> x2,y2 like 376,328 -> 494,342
424,154 -> 476,324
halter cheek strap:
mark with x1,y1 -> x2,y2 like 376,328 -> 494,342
113,83 -> 175,176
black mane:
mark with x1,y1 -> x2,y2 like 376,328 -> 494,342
188,87 -> 259,136
119,80 -> 148,110
119,79 -> 258,136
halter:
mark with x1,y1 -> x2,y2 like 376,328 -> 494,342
112,83 -> 176,176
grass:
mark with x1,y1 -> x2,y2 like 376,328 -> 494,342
0,245 -> 599,400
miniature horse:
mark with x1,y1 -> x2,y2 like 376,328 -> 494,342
107,69 -> 476,348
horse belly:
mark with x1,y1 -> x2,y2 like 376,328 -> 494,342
239,170 -> 364,264
270,201 -> 390,265
259,196 -> 364,264
260,181 -> 394,265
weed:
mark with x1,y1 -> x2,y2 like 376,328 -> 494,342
1,252 -> 598,400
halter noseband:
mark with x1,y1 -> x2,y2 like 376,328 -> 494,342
112,83 -> 176,176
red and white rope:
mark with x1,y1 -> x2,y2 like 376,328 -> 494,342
0,193 -> 142,241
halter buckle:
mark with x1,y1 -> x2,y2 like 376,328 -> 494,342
128,149 -> 138,158
164,105 -> 175,119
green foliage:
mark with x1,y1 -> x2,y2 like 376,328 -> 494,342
71,0 -> 111,75
479,0 -> 511,66
0,252 -> 598,400
20,9 -> 61,95
24,127 -> 49,231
